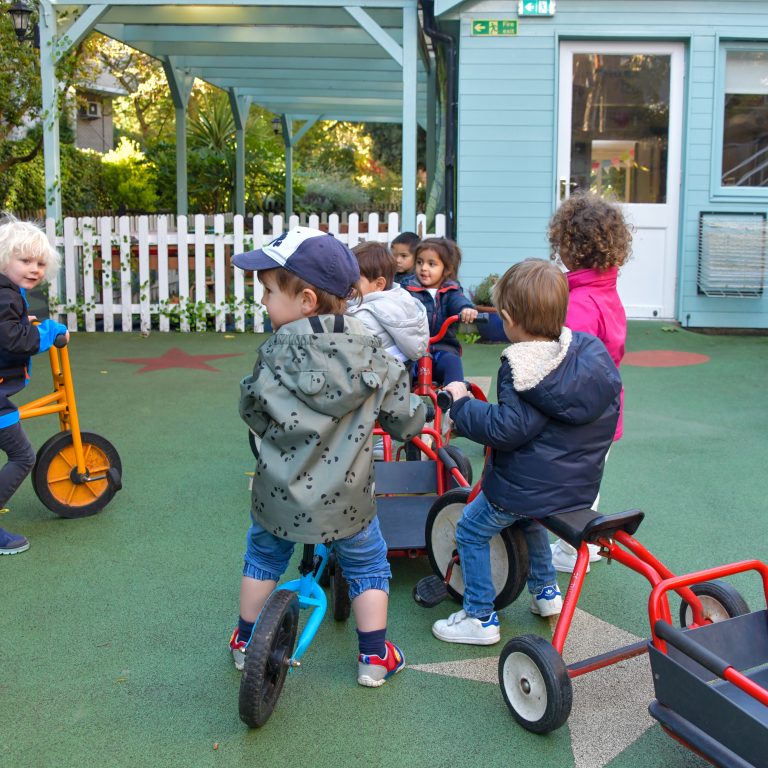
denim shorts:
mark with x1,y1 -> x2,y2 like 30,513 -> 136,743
243,515 -> 391,600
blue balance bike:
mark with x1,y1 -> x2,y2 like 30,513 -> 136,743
238,542 -> 350,728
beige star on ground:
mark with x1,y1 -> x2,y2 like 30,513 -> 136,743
409,608 -> 655,768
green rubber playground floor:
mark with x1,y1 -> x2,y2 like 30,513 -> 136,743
1,322 -> 766,768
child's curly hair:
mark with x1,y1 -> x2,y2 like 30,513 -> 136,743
548,192 -> 632,271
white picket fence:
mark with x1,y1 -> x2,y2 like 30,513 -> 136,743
47,211 -> 445,333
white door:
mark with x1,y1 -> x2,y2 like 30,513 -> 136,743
557,42 -> 684,319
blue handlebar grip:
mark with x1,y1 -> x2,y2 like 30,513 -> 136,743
475,312 -> 490,323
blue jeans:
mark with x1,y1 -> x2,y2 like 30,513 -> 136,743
243,516 -> 391,600
455,491 -> 557,618
432,350 -> 465,386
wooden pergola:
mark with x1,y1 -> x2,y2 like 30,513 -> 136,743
36,0 -> 434,229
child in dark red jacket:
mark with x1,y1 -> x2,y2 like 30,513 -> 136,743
0,215 -> 68,555
401,237 -> 477,385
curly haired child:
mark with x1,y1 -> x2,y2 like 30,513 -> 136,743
547,192 -> 632,573
0,214 -> 68,555
401,237 -> 477,386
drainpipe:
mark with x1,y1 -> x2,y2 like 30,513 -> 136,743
421,0 -> 457,240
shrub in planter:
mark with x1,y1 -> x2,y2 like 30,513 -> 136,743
470,274 -> 507,342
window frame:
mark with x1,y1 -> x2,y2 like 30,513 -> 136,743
711,40 -> 768,200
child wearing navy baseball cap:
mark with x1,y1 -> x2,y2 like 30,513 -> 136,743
230,227 -> 426,687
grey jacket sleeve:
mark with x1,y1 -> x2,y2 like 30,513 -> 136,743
239,369 -> 271,436
377,362 -> 426,441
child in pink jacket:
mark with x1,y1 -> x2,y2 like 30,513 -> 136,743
547,192 -> 632,573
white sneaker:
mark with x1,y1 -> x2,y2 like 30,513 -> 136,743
550,540 -> 601,573
530,585 -> 563,617
432,609 -> 501,646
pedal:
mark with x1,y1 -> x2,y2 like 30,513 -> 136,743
107,467 -> 122,492
412,575 -> 448,607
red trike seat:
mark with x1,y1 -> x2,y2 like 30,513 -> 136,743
543,507 -> 645,551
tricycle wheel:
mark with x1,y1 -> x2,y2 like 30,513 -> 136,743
329,553 -> 351,621
238,590 -> 299,728
33,431 -> 122,518
442,445 -> 473,488
679,580 -> 750,628
425,488 -> 528,610
499,634 -> 572,734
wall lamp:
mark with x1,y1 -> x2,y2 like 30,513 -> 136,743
7,1 -> 39,47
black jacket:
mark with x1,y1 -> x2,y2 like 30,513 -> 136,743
451,329 -> 621,519
0,274 -> 42,380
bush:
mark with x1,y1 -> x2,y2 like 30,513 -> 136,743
297,175 -> 370,213
101,137 -> 158,211
471,273 -> 499,307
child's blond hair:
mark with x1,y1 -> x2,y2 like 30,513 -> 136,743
0,213 -> 60,282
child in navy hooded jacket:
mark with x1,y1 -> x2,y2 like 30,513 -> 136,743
431,259 -> 621,646
402,237 -> 477,385
0,216 -> 68,555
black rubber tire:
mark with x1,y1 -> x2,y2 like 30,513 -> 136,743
679,580 -> 750,628
499,634 -> 573,734
32,431 -> 122,518
425,488 -> 528,610
329,553 -> 351,621
238,590 -> 299,728
443,444 -> 473,488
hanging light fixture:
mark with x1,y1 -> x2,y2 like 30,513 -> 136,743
7,1 -> 34,44
271,116 -> 282,136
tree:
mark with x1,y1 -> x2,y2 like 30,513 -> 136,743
0,2 -> 89,176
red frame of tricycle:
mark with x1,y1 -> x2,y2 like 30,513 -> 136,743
553,532 -> 768,691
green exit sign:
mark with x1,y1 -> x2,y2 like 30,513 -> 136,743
518,0 -> 556,16
471,19 -> 518,36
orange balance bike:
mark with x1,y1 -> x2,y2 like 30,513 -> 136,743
18,335 -> 122,518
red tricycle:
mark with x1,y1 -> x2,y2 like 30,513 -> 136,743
414,475 -> 768,766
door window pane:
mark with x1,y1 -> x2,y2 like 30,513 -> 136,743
570,53 -> 670,203
721,50 -> 768,188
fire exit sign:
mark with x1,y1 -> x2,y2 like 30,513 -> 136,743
471,19 -> 518,36
518,1 -> 556,16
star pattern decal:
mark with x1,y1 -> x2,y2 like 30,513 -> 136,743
110,347 -> 243,374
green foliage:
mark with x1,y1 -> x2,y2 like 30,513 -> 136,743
471,273 -> 500,307
297,174 -> 370,213
101,138 -> 158,211
457,331 -> 481,346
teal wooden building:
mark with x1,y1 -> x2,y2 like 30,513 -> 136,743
436,0 -> 768,328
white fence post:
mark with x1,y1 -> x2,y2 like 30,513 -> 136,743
213,213 -> 226,332
193,214 -> 207,332
157,215 -> 170,333
99,217 -> 114,332
177,215 -> 190,332
118,216 -> 133,333
233,214 -> 246,333
81,217 -> 96,332
138,216 -> 151,334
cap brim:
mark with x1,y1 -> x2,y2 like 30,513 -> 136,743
232,249 -> 281,271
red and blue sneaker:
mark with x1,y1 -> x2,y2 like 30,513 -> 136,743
357,640 -> 405,688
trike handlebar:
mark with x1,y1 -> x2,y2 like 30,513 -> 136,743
429,312 -> 489,345
436,381 -> 473,412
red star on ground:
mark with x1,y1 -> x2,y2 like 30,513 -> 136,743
111,347 -> 243,373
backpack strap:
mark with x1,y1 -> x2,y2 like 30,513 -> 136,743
308,315 -> 345,333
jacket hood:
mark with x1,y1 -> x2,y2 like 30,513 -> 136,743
261,314 -> 395,418
501,329 -> 621,425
